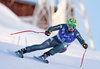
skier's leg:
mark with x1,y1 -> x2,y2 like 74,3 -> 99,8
16,38 -> 52,54
16,35 -> 61,55
41,43 -> 69,59
15,38 -> 53,58
25,38 -> 53,52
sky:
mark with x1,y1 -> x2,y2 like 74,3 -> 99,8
84,0 -> 100,51
21,0 -> 100,51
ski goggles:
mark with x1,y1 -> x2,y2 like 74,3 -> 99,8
68,25 -> 76,30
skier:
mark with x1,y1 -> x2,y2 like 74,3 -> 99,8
15,18 -> 88,60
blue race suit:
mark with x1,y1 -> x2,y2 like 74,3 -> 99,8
25,24 -> 86,55
57,24 -> 76,43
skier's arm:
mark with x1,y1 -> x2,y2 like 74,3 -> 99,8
75,30 -> 88,49
45,24 -> 65,36
48,24 -> 65,32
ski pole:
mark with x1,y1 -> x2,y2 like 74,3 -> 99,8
80,49 -> 87,68
10,30 -> 45,35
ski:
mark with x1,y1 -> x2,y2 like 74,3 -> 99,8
8,50 -> 49,63
7,50 -> 24,58
15,51 -> 24,58
34,56 -> 49,64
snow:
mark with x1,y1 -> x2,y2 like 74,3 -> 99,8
0,3 -> 100,69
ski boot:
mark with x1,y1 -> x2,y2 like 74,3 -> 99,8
39,53 -> 50,60
38,52 -> 51,63
15,48 -> 26,58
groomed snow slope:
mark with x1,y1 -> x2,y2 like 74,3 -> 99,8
0,3 -> 100,69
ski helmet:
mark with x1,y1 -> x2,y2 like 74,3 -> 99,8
67,18 -> 77,27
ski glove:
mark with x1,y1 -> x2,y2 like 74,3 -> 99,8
45,30 -> 51,36
82,44 -> 88,49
